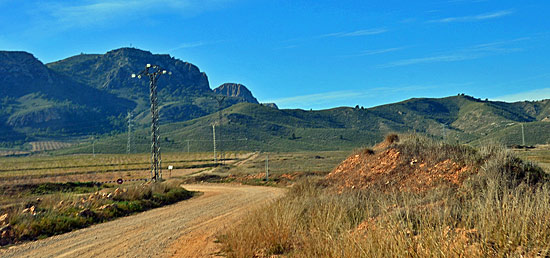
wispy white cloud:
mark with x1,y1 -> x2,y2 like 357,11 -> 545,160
36,0 -> 235,30
339,47 -> 406,58
495,88 -> 550,102
447,0 -> 489,3
429,10 -> 514,23
319,28 -> 388,38
168,40 -> 228,52
278,28 -> 388,51
267,91 -> 359,106
274,45 -> 299,50
265,85 -> 442,107
380,54 -> 476,67
379,37 -> 527,68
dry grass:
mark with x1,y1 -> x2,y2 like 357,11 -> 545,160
0,179 -> 193,246
220,135 -> 550,257
217,151 -> 351,186
0,152 -> 243,186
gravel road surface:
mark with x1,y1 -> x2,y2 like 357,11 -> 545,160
0,184 -> 285,258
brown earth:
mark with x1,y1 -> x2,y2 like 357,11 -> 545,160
327,141 -> 474,192
0,184 -> 285,258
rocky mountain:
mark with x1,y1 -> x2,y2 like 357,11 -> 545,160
213,83 -> 259,104
0,51 -> 135,144
47,48 -> 211,102
47,48 -> 261,125
4,47 -> 550,153
0,48 -> 265,147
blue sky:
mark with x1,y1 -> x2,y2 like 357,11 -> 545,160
1,0 -> 549,110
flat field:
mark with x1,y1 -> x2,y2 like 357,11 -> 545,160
513,145 -> 550,171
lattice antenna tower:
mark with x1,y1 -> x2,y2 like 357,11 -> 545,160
132,64 -> 171,182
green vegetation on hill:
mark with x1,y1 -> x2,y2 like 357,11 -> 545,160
0,48 -> 262,147
58,94 -> 550,154
3,48 -> 550,152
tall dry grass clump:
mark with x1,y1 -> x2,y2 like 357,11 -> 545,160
220,135 -> 550,257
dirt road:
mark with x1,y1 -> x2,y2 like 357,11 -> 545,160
0,184 -> 285,258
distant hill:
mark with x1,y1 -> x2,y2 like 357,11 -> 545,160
3,48 -> 550,153
0,48 -> 261,147
0,51 -> 134,146
214,83 -> 259,104
47,48 -> 261,124
58,95 -> 550,154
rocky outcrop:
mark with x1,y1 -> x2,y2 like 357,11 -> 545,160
262,103 -> 278,109
47,48 -> 211,100
214,83 -> 259,104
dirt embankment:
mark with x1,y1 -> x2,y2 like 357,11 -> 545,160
0,184 -> 285,258
326,135 -> 475,192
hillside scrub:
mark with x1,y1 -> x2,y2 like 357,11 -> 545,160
0,180 -> 193,246
220,135 -> 550,257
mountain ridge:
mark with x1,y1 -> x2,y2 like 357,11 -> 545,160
58,95 -> 550,154
2,48 -> 550,152
0,48 -> 261,147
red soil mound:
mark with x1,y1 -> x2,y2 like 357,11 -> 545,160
326,145 -> 474,192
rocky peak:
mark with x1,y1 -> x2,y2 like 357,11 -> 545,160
0,51 -> 54,97
213,83 -> 259,104
262,103 -> 279,109
47,48 -> 211,99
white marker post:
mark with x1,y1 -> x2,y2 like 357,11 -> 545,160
168,165 -> 174,178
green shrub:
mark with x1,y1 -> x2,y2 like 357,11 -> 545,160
2,179 -> 194,246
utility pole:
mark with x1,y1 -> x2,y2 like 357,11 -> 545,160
214,96 -> 226,164
132,64 -> 171,182
127,112 -> 132,154
521,123 -> 526,146
92,136 -> 95,157
187,140 -> 190,153
265,154 -> 269,181
212,124 -> 217,163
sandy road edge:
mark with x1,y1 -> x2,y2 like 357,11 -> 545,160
0,183 -> 286,258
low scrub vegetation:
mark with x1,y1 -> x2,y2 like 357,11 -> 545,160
220,135 -> 550,257
0,180 -> 193,246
